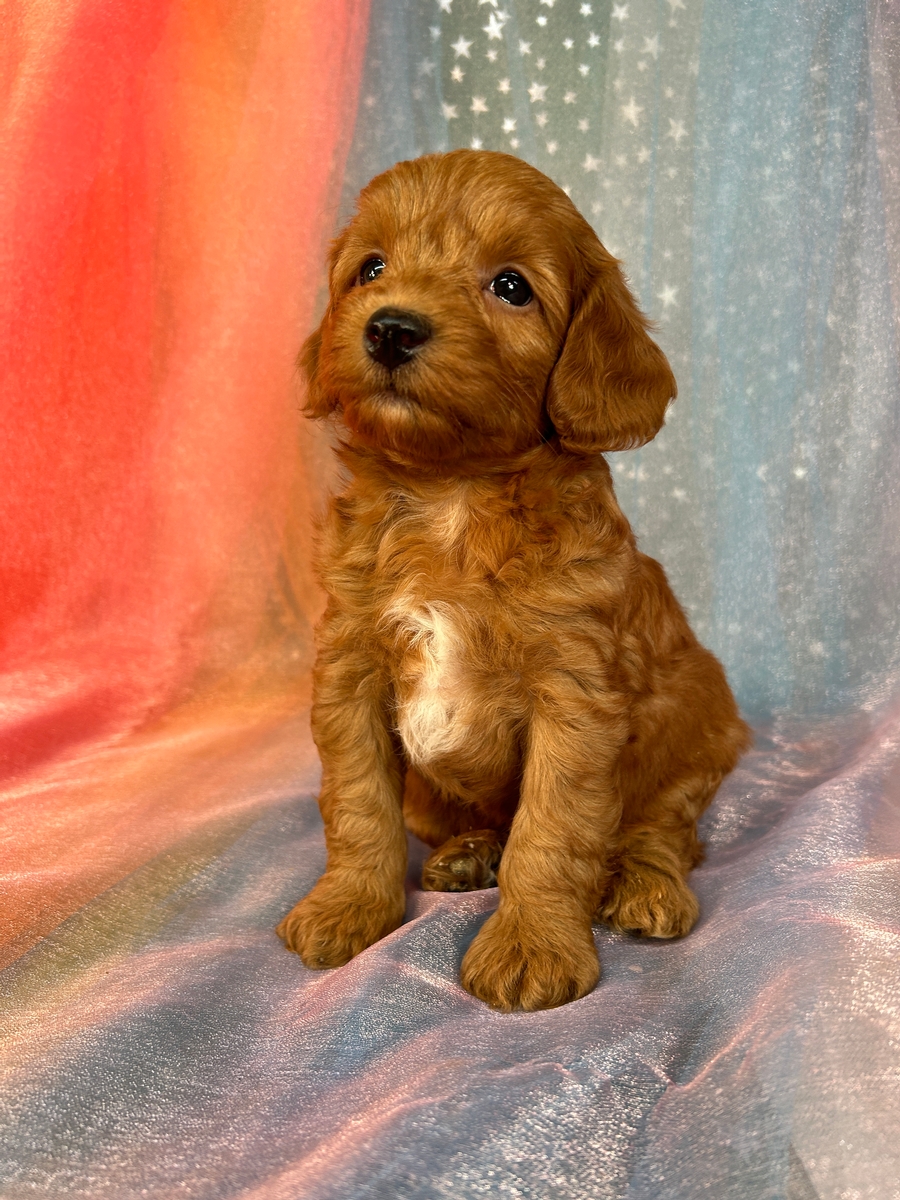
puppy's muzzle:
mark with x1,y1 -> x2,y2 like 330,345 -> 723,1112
364,307 -> 432,371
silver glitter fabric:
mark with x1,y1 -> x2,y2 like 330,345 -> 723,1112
1,709 -> 898,1197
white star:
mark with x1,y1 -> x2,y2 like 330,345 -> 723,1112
536,15 -> 548,25
612,4 -> 629,20
442,103 -> 459,119
528,81 -> 548,102
430,26 -> 441,40
471,137 -> 483,149
502,117 -> 517,132
591,200 -> 603,215
451,66 -> 464,82
667,0 -> 686,11
536,57 -> 546,69
642,34 -> 660,59
580,2 -> 593,13
536,111 -> 549,127
667,118 -> 687,143
578,118 -> 590,131
540,0 -> 556,6
484,13 -> 506,38
578,63 -> 590,75
547,140 -> 558,154
588,33 -> 601,48
471,96 -> 489,113
563,38 -> 574,49
478,0 -> 498,6
486,48 -> 498,61
614,37 -> 625,53
519,40 -> 532,55
451,35 -> 473,57
509,137 -> 520,148
418,59 -> 435,76
664,86 -> 675,99
637,145 -> 651,163
583,153 -> 601,171
657,284 -> 678,308
621,96 -> 643,125
437,0 -> 453,11
497,78 -> 511,93
564,91 -> 577,103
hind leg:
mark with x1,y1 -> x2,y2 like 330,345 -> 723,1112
402,768 -> 465,848
597,774 -> 718,938
422,829 -> 504,892
601,639 -> 751,938
404,769 -> 506,892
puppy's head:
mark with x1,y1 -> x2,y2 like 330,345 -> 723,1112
303,150 -> 675,466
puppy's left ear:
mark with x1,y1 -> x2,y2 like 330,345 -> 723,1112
546,254 -> 676,453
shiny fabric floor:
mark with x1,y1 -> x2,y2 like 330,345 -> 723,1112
2,706 -> 897,1199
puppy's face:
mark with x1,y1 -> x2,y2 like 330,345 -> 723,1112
304,151 -> 676,466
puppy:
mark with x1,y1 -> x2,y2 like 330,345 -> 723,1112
277,150 -> 750,1011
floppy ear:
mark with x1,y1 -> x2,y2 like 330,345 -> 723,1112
299,323 -> 337,418
300,228 -> 351,419
546,256 -> 676,454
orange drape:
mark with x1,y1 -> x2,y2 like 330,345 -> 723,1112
0,0 -> 368,965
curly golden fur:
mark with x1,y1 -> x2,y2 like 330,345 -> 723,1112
277,150 -> 750,1011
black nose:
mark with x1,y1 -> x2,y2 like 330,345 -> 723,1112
364,307 -> 431,371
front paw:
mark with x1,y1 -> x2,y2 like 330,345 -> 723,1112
276,876 -> 405,969
460,907 -> 600,1011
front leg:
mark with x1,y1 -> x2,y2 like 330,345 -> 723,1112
461,689 -> 627,1011
277,613 -> 406,968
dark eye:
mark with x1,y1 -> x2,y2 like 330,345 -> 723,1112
359,258 -> 385,284
490,270 -> 533,307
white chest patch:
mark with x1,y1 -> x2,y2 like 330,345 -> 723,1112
386,599 -> 469,767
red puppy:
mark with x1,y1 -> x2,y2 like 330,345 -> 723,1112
277,150 -> 750,1011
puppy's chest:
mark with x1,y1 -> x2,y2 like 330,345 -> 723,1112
381,593 -> 476,767
357,491 -> 576,768
378,567 -> 521,771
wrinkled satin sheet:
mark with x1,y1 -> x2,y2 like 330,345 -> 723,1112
2,707 -> 898,1198
3,0 -> 900,1196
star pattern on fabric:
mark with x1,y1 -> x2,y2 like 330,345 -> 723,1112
483,13 -> 506,39
403,0 -> 695,333
621,97 -> 643,126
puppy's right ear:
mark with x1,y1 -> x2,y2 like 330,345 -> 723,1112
299,324 -> 336,418
301,229 -> 350,418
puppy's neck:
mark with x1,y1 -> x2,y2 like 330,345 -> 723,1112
337,437 -> 594,496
